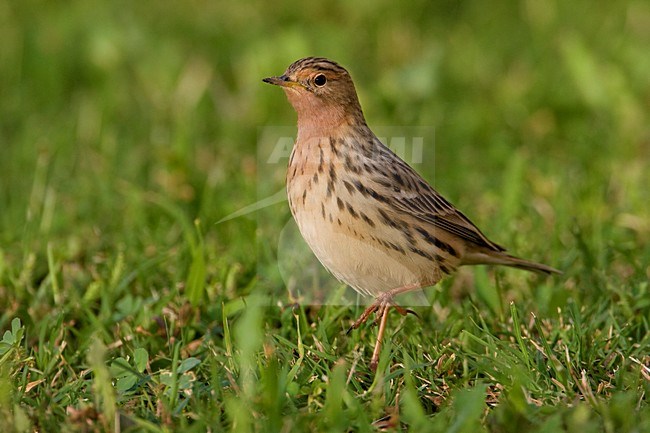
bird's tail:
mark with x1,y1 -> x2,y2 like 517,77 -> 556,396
461,250 -> 562,275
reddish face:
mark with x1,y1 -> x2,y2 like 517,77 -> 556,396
263,57 -> 364,128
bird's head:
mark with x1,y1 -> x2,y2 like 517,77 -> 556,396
263,57 -> 365,130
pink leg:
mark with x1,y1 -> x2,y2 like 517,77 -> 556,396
370,304 -> 390,371
347,283 -> 422,370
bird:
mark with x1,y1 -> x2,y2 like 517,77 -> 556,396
263,57 -> 560,371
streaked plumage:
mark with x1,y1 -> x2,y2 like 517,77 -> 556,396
263,57 -> 560,370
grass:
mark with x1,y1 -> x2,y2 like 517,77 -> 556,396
1,0 -> 649,431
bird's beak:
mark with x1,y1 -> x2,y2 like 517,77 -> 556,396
262,75 -> 303,89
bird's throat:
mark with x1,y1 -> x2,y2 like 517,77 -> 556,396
284,90 -> 364,137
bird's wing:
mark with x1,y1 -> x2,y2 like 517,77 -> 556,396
373,146 -> 505,252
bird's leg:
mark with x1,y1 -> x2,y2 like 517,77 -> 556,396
346,284 -> 422,369
348,283 -> 422,331
370,303 -> 390,371
347,303 -> 380,334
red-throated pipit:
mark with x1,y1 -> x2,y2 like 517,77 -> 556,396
263,57 -> 560,371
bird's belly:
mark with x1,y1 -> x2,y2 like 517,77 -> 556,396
288,185 -> 443,297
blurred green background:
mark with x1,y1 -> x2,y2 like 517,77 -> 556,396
2,0 -> 648,260
0,0 -> 649,431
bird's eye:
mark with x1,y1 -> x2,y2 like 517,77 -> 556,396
313,74 -> 327,86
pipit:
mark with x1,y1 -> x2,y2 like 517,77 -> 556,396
263,57 -> 560,371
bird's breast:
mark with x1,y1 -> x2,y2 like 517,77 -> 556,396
285,136 -> 451,296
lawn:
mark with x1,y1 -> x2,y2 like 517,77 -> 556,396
1,1 -> 649,431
